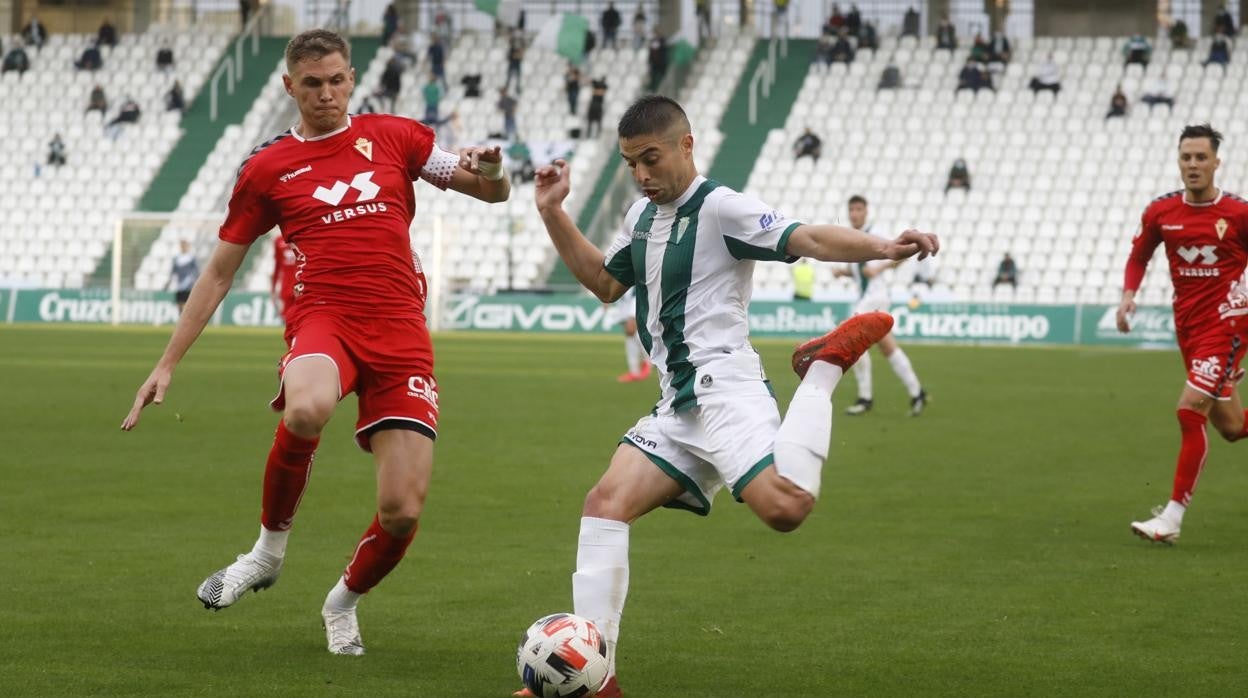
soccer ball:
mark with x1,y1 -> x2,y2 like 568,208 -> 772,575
516,613 -> 609,698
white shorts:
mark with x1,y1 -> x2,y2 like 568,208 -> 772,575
854,293 -> 890,315
620,355 -> 780,515
606,295 -> 637,327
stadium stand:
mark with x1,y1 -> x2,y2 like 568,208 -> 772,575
745,33 -> 1248,306
0,30 -> 232,289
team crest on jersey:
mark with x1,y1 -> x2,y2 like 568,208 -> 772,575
674,217 -> 691,244
354,137 -> 373,161
1216,218 -> 1229,240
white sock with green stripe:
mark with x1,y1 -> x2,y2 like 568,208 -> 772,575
774,362 -> 842,498
853,351 -> 873,400
572,516 -> 630,677
624,333 -> 644,374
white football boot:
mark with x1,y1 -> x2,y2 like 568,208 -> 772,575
322,606 -> 366,656
196,552 -> 282,610
1130,505 -> 1181,544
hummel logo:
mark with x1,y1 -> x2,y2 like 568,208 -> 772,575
313,171 -> 380,206
1162,224 -> 1184,230
281,165 -> 312,182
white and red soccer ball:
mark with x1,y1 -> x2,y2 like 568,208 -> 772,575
516,613 -> 609,698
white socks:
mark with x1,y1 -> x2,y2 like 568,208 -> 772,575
624,333 -> 644,374
1162,500 -> 1186,524
572,516 -> 630,676
852,351 -> 873,400
323,577 -> 362,613
774,361 -> 842,498
887,348 -> 922,398
252,525 -> 289,562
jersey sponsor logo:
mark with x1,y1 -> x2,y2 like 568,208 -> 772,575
625,430 -> 658,450
312,171 -> 380,206
354,137 -> 373,161
1161,224 -> 1184,230
759,210 -> 783,230
280,165 -> 312,182
1216,217 -> 1229,240
406,376 -> 439,407
1177,245 -> 1218,265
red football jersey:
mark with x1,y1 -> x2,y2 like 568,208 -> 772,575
1125,190 -> 1248,333
271,234 -> 299,311
220,114 -> 451,323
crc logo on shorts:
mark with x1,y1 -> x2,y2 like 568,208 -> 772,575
1190,355 -> 1223,387
312,171 -> 380,206
625,430 -> 658,450
406,376 -> 439,407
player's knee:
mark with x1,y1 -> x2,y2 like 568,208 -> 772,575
283,398 -> 334,435
758,493 -> 814,533
377,500 -> 422,537
582,482 -> 623,519
1214,419 -> 1243,442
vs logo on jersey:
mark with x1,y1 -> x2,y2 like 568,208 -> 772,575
312,171 -> 379,207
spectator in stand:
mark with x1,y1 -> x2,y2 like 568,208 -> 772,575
75,40 -> 103,71
956,58 -> 991,93
47,133 -> 66,167
829,29 -> 855,64
565,63 -> 582,116
846,4 -> 862,37
988,31 -> 1011,64
993,253 -> 1017,288
1214,4 -> 1237,36
165,80 -> 186,112
1204,32 -> 1232,71
21,15 -> 47,51
378,55 -> 402,113
422,71 -> 441,123
586,76 -> 607,138
878,60 -> 901,90
827,4 -> 846,32
859,19 -> 878,52
602,2 -> 622,49
1123,34 -> 1151,68
239,0 -> 253,28
582,28 -> 597,68
381,3 -> 398,46
936,17 -> 957,50
505,29 -> 524,94
169,240 -> 200,314
156,40 -> 175,73
97,18 -> 118,50
773,0 -> 792,39
427,34 -> 447,90
632,5 -> 647,50
2,40 -> 30,74
946,158 -> 971,193
433,2 -> 453,38
498,87 -> 518,141
1029,53 -> 1061,95
106,96 -> 141,140
1106,84 -> 1128,119
1170,19 -> 1193,49
432,110 -> 460,150
86,84 -> 108,116
793,128 -> 822,162
696,0 -> 712,40
390,29 -> 418,65
647,26 -> 667,90
902,6 -> 920,38
815,30 -> 835,68
1140,75 -> 1175,113
969,32 -> 991,63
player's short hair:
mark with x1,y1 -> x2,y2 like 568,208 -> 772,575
1179,123 -> 1223,152
848,195 -> 868,206
618,95 -> 691,140
285,29 -> 351,72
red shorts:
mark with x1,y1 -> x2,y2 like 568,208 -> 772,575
270,312 -> 439,451
1179,326 -> 1247,400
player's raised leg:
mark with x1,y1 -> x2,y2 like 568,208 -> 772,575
197,356 -> 339,610
752,311 -> 894,527
321,428 -> 432,655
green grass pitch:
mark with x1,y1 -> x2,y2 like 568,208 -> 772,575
1,325 -> 1246,696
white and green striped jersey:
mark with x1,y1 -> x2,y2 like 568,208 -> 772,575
603,175 -> 800,414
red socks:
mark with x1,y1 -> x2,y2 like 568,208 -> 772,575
260,421 -> 319,532
343,514 -> 417,594
1171,409 -> 1209,507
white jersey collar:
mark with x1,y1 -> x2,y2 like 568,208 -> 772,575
290,115 -> 352,142
1183,188 -> 1222,207
659,175 -> 707,213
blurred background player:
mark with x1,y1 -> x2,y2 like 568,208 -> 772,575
121,30 -> 510,656
521,95 -> 937,696
271,234 -> 298,323
1120,124 -> 1248,544
168,240 -> 200,314
607,286 -> 650,382
833,195 -> 927,416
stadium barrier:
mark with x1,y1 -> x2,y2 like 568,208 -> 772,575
1,289 -> 1177,349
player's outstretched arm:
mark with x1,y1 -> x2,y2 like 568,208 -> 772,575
534,159 -> 627,302
447,145 -> 510,203
786,224 -> 939,263
121,240 -> 249,431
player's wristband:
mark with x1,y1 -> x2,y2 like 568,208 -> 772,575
478,159 -> 504,181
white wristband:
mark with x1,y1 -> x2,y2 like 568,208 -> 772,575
478,159 -> 504,181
